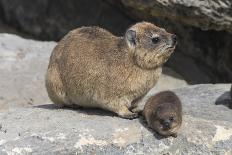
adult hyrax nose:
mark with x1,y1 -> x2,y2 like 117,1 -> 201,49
171,34 -> 177,47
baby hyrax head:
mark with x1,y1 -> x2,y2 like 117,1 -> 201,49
151,102 -> 181,137
125,22 -> 177,69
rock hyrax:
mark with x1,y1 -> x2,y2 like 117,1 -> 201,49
143,91 -> 182,137
45,22 -> 177,119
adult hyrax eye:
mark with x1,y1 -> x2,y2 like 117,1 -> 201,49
152,37 -> 160,44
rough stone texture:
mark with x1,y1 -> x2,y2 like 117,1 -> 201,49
0,84 -> 231,154
0,0 -> 133,40
0,33 -> 56,111
107,0 -> 232,33
0,33 -> 187,111
155,67 -> 188,91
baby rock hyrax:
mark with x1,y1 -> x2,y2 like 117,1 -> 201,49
45,22 -> 177,119
143,91 -> 182,137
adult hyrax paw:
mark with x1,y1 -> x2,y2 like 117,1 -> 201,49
118,112 -> 139,120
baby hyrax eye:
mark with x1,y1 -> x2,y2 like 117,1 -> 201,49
169,116 -> 174,121
159,119 -> 164,124
152,37 -> 160,44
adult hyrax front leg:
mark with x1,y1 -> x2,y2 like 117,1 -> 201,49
45,22 -> 177,119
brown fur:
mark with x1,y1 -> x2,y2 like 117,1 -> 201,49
45,22 -> 176,119
143,91 -> 182,137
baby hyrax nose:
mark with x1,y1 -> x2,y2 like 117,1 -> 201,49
162,120 -> 171,129
171,34 -> 177,47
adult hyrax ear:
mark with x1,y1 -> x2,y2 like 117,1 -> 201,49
125,29 -> 136,49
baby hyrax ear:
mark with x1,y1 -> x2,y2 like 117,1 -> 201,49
152,106 -> 160,116
125,29 -> 136,49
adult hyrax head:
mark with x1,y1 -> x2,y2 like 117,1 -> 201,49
46,22 -> 177,119
143,91 -> 182,137
126,22 -> 177,69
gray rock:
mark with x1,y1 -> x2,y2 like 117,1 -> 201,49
155,67 -> 188,91
0,84 -> 231,155
107,0 -> 232,33
0,33 -> 55,111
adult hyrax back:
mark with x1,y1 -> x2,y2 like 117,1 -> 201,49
46,22 -> 177,119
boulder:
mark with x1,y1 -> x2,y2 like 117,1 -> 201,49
0,33 -> 55,111
0,84 -> 231,154
0,0 -> 133,40
106,0 -> 232,33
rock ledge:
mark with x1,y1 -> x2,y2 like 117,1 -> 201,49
0,84 -> 231,155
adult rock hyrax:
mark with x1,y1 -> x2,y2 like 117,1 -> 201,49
45,22 -> 177,119
143,91 -> 182,137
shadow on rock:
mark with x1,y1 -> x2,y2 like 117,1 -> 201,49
138,115 -> 166,140
35,104 -> 61,110
215,91 -> 232,109
162,67 -> 184,81
35,104 -> 116,117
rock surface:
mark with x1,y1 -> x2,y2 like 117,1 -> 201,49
0,34 -> 56,111
107,0 -> 232,33
0,84 -> 231,155
0,33 -> 232,155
